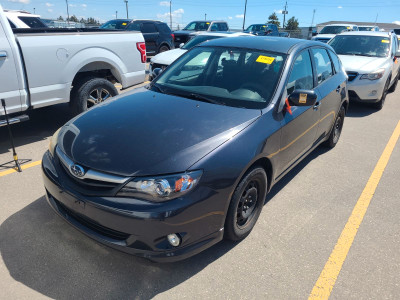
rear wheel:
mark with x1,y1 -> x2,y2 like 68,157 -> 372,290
70,76 -> 118,115
373,78 -> 390,110
323,105 -> 345,148
224,167 -> 267,241
158,45 -> 170,54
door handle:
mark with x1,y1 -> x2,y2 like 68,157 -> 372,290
0,52 -> 7,59
313,102 -> 321,110
336,86 -> 341,93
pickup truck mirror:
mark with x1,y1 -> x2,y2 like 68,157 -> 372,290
179,43 -> 184,48
312,31 -> 318,36
153,68 -> 163,78
288,90 -> 317,107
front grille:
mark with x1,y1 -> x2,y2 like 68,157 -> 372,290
55,199 -> 130,241
346,72 -> 358,82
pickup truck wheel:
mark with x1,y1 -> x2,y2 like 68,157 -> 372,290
224,167 -> 267,242
71,77 -> 118,115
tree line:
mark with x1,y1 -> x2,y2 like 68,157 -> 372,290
267,12 -> 299,31
57,15 -> 101,25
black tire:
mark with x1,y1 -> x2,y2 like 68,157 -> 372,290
70,76 -> 118,115
323,105 -> 345,148
158,45 -> 170,54
388,72 -> 399,93
373,78 -> 390,110
224,167 -> 268,241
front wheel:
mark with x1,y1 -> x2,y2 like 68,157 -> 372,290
373,78 -> 390,110
323,105 -> 345,148
224,167 -> 267,241
388,72 -> 399,93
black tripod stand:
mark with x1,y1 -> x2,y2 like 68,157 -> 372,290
1,99 -> 22,172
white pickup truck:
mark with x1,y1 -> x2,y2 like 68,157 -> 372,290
0,5 -> 146,126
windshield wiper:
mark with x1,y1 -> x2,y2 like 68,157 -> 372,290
188,93 -> 226,106
151,83 -> 168,94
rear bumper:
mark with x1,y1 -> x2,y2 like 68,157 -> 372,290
42,151 -> 225,262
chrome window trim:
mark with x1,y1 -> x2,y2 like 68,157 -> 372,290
56,147 -> 129,184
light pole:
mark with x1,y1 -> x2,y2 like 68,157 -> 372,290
33,8 -> 36,14
116,11 -> 118,19
205,13 -> 207,21
282,0 -> 288,29
124,0 -> 129,19
242,0 -> 248,31
65,0 -> 70,25
170,1 -> 172,29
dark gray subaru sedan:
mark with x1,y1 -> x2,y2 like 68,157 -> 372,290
42,36 -> 348,262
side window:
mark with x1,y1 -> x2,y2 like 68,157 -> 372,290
210,23 -> 219,31
328,50 -> 341,73
286,50 -> 314,95
311,48 -> 333,85
127,22 -> 141,31
8,19 -> 16,29
392,36 -> 397,57
218,23 -> 228,31
141,23 -> 157,33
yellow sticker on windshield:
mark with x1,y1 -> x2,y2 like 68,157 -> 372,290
382,39 -> 389,43
263,25 -> 266,27
256,55 -> 275,64
206,22 -> 210,24
299,93 -> 308,104
347,27 -> 351,29
122,23 -> 127,26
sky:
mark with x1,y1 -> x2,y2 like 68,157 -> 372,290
2,0 -> 400,29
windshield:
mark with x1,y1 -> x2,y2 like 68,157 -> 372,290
152,46 -> 286,109
183,21 -> 210,31
182,35 -> 223,49
358,26 -> 374,31
320,26 -> 350,34
100,20 -> 130,30
246,24 -> 266,32
329,35 -> 390,58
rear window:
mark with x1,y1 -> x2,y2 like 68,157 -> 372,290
181,35 -> 223,49
141,23 -> 157,33
8,19 -> 16,29
18,17 -> 47,28
156,23 -> 171,34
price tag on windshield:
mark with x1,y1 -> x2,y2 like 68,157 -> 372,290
122,23 -> 127,26
256,55 -> 275,64
382,39 -> 389,43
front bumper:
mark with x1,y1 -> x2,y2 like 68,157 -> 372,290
148,62 -> 168,80
42,151 -> 225,262
347,75 -> 386,103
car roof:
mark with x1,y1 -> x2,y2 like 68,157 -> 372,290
190,20 -> 226,23
199,36 -> 325,54
326,24 -> 356,27
196,32 -> 249,37
336,31 -> 391,37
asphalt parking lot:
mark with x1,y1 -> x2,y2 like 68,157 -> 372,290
0,82 -> 399,299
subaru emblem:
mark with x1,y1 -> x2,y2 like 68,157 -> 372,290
70,164 -> 85,178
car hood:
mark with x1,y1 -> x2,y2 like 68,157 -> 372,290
151,48 -> 187,66
338,55 -> 388,73
57,88 -> 261,177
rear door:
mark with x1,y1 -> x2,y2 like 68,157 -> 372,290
141,22 -> 159,55
0,21 -> 22,115
277,49 -> 320,174
311,48 -> 342,141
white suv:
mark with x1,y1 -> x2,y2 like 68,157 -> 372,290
329,31 -> 400,109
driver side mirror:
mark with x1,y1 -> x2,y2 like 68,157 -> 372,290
288,90 -> 318,106
153,68 -> 163,78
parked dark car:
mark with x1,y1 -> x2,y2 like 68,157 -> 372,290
42,36 -> 348,262
173,20 -> 229,48
100,19 -> 174,55
244,23 -> 279,36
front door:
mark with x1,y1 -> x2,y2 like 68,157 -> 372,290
0,22 -> 22,115
277,49 -> 320,176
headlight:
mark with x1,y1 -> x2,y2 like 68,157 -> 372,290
360,68 -> 385,80
117,170 -> 203,202
49,127 -> 61,157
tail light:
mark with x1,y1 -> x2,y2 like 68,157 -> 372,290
171,33 -> 175,41
136,42 -> 146,63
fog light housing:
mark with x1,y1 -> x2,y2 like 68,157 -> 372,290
167,233 -> 181,247
370,90 -> 377,96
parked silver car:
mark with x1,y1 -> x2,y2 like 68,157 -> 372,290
329,31 -> 400,109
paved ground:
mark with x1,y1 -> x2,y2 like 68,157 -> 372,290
0,82 -> 399,299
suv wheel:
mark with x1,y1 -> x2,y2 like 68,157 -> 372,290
158,45 -> 170,54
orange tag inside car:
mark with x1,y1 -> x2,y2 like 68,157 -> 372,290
285,98 -> 292,115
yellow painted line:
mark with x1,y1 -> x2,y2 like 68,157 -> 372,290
309,120 -> 400,300
0,160 -> 42,177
